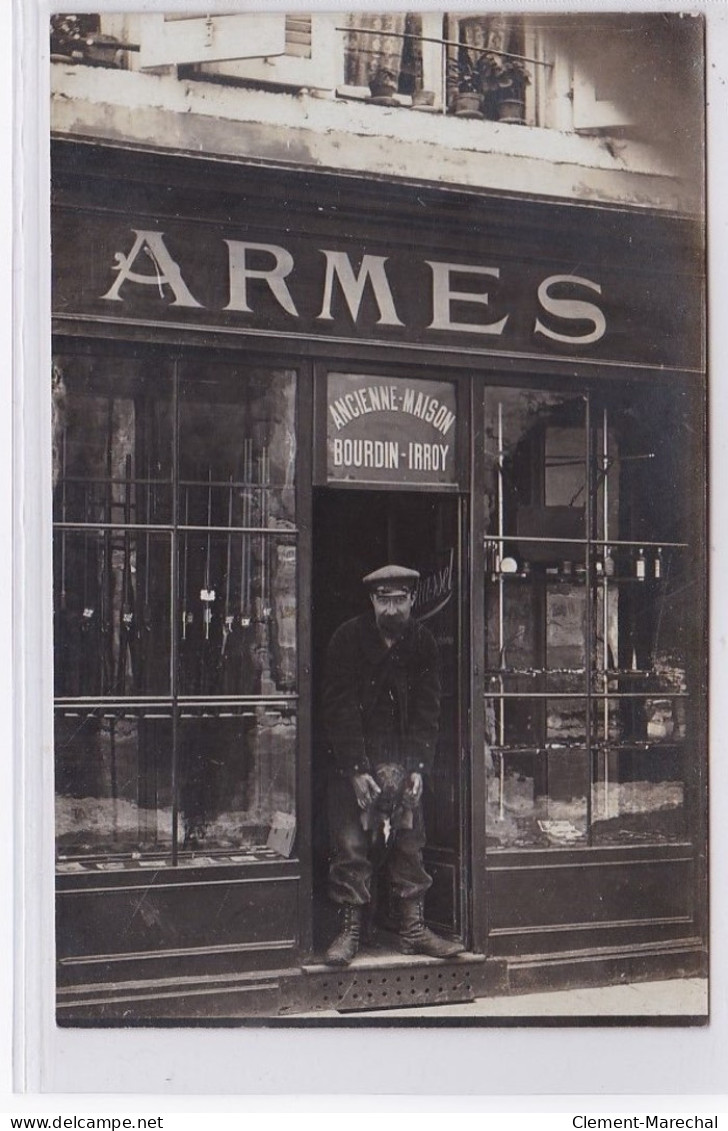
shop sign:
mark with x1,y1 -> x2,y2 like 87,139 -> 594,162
327,373 -> 457,486
51,207 -> 705,371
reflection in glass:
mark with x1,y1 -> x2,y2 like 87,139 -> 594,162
591,746 -> 686,846
179,366 -> 296,528
178,706 -> 297,853
55,712 -> 172,856
52,355 -> 173,525
485,746 -> 588,848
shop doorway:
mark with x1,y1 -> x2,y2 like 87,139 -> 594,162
311,488 -> 468,951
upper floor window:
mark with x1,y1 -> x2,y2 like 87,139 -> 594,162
53,11 -> 644,135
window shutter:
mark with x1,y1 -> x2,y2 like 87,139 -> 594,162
283,16 -> 313,60
200,14 -> 343,90
571,64 -> 634,131
137,13 -> 286,70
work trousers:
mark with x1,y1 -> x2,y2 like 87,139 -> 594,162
327,773 -> 433,906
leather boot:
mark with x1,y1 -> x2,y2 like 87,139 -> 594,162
324,904 -> 363,966
398,898 -> 465,958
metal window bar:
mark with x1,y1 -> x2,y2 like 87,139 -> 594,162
336,25 -> 553,68
171,361 -> 180,865
584,395 -> 593,845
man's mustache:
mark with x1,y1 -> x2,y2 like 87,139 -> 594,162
377,611 -> 409,633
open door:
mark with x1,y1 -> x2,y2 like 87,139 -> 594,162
312,488 -> 468,951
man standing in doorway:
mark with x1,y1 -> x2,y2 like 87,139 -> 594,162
322,564 -> 464,966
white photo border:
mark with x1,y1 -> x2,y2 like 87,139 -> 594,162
9,0 -> 728,1100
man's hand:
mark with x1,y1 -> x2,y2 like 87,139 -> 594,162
351,773 -> 382,810
404,772 -> 423,805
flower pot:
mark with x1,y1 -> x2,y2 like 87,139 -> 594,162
411,89 -> 439,113
453,93 -> 484,119
368,69 -> 399,106
412,89 -> 435,107
498,98 -> 526,124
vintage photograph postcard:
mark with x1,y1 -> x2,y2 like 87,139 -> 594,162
47,7 -> 707,1028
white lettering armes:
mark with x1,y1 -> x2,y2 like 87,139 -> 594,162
101,230 -> 202,306
99,230 -> 608,351
534,275 -> 607,345
318,252 -> 404,326
224,241 -> 299,316
426,261 -> 509,335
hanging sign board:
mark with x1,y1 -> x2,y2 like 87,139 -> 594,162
326,373 -> 458,487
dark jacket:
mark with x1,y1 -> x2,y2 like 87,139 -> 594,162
322,612 -> 441,776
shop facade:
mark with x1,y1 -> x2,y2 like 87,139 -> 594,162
51,136 -> 706,1021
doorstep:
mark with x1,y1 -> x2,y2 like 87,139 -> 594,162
279,947 -> 507,1014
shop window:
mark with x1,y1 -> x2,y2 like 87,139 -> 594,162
483,386 -> 696,850
53,351 -> 298,865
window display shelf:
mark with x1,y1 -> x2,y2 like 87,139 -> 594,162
485,571 -> 680,586
489,537 -> 688,549
484,666 -> 684,679
56,696 -> 298,712
56,845 -> 297,872
487,739 -> 685,754
484,666 -> 586,676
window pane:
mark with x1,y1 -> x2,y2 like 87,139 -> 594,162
178,705 -> 297,855
483,383 -> 696,850
591,746 -> 686,846
179,364 -> 296,527
178,531 -> 297,696
53,355 -> 300,868
54,530 -> 172,698
175,364 -> 298,858
596,384 -> 697,548
178,363 -> 297,699
483,387 -> 587,549
52,354 -> 173,526
484,387 -> 588,848
55,710 -> 173,861
486,746 -> 588,848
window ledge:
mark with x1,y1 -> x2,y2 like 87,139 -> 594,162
50,63 -> 701,213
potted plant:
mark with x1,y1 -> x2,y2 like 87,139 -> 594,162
368,66 -> 400,105
448,52 -> 484,118
493,58 -> 530,124
50,14 -> 125,68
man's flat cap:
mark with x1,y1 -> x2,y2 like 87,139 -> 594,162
363,564 -> 420,592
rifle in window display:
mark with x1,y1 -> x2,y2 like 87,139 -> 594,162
53,361 -> 299,859
178,443 -> 281,849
